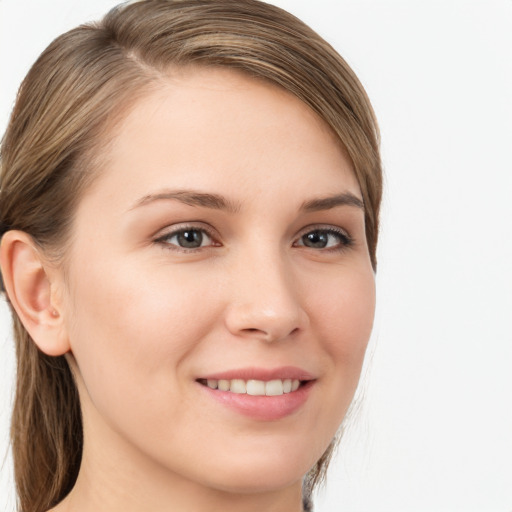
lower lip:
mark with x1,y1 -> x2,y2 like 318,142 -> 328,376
198,381 -> 314,421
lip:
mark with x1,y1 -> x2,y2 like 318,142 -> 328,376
199,366 -> 315,382
196,366 -> 316,421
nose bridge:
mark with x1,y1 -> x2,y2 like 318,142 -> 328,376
224,240 -> 306,342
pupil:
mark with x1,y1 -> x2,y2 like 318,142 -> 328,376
178,230 -> 203,248
304,231 -> 328,248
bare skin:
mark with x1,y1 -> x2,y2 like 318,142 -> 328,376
2,67 -> 375,512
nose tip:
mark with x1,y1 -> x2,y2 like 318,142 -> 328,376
224,265 -> 308,343
225,306 -> 305,343
226,307 -> 304,343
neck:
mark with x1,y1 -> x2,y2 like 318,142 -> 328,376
52,463 -> 304,512
49,411 -> 305,512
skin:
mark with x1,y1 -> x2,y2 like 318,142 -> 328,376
5,68 -> 376,512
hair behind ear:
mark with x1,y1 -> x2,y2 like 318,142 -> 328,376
10,315 -> 82,512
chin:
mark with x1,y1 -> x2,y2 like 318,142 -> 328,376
203,468 -> 304,495
190,441 -> 320,495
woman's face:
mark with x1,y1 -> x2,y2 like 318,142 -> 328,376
60,68 -> 375,496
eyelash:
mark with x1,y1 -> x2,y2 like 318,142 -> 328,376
154,224 -> 219,253
154,224 -> 354,253
293,225 -> 354,252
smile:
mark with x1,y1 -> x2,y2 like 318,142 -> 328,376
196,367 -> 315,420
198,378 -> 301,396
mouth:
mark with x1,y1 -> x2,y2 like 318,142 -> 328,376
195,367 -> 315,420
196,377 -> 306,396
195,367 -> 316,420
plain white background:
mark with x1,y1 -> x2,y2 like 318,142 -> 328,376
1,1 -> 511,511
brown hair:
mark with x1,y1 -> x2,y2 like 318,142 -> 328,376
0,1 -> 382,510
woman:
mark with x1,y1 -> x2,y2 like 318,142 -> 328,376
0,1 -> 382,511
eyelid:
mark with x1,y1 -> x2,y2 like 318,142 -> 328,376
295,223 -> 351,238
293,224 -> 354,249
152,222 -> 353,253
153,222 -> 220,250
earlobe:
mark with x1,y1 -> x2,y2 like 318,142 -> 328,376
0,230 -> 70,356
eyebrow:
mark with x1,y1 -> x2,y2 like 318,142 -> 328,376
131,190 -> 241,213
300,192 -> 364,212
131,189 -> 364,213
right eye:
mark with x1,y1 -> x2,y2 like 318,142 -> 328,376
155,226 -> 217,251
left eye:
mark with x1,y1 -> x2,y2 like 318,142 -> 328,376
158,228 -> 214,249
295,228 -> 351,250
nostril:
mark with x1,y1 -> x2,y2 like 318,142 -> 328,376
239,325 -> 301,343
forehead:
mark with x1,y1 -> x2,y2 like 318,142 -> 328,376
83,67 -> 360,208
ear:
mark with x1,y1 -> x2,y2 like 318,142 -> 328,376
0,230 -> 70,356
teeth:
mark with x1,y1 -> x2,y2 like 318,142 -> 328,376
203,378 -> 302,396
246,380 -> 265,395
218,379 -> 230,391
265,379 -> 283,396
230,379 -> 246,394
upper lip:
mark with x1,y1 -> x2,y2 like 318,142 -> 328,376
198,366 -> 315,382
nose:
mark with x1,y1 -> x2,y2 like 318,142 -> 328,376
223,249 -> 308,343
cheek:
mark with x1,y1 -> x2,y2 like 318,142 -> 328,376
313,264 -> 375,359
307,264 -> 375,417
64,253 -> 222,403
